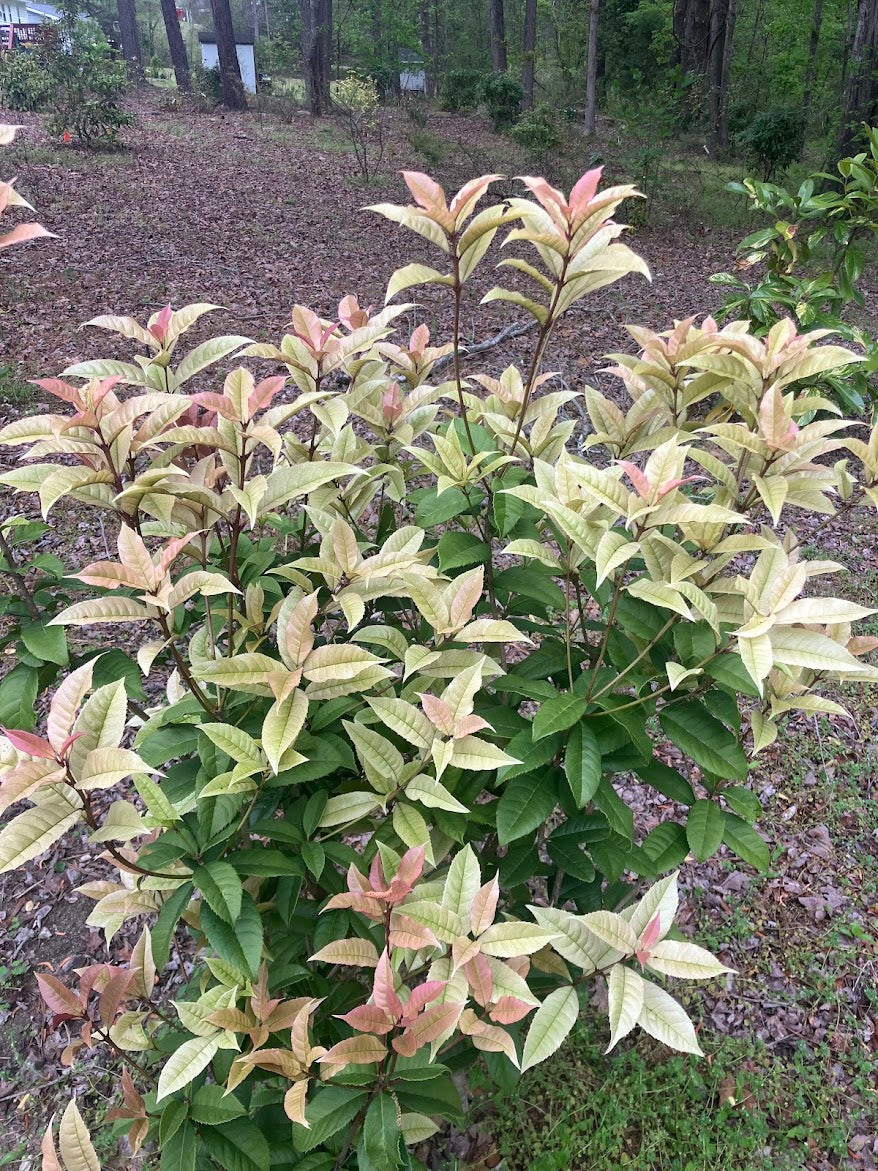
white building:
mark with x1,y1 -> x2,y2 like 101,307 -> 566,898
0,0 -> 60,24
198,32 -> 256,95
399,49 -> 426,94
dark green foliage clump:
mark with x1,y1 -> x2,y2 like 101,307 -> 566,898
0,51 -> 51,111
440,67 -> 487,111
737,107 -> 803,178
481,73 -> 523,131
510,103 -> 565,158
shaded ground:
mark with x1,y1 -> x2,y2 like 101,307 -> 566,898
0,91 -> 876,1169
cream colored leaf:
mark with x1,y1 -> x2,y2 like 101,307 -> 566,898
318,791 -> 381,827
58,1099 -> 100,1171
645,940 -> 733,980
0,788 -> 81,873
262,690 -> 309,774
49,597 -> 153,627
156,1034 -> 221,1101
636,978 -> 702,1054
450,736 -> 519,771
303,645 -> 386,684
606,963 -> 644,1051
520,986 -> 579,1072
455,619 -> 532,644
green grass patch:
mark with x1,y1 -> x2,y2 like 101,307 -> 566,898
478,1026 -> 855,1170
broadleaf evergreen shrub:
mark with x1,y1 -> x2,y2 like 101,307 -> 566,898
439,67 -> 486,112
2,163 -> 878,1167
736,106 -> 804,180
44,21 -> 133,147
714,125 -> 878,412
0,50 -> 52,111
480,72 -> 523,131
509,102 -> 565,169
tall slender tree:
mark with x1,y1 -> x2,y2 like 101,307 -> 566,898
837,0 -> 878,156
210,0 -> 247,110
522,0 -> 537,107
709,0 -> 736,151
798,0 -> 825,152
584,0 -> 599,134
490,0 -> 507,72
419,0 -> 436,97
159,0 -> 190,92
116,0 -> 145,84
301,0 -> 332,113
674,0 -> 711,73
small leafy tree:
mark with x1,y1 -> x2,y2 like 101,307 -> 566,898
737,107 -> 804,180
1,169 -> 877,1167
509,102 -> 565,171
0,50 -> 52,111
713,126 -> 878,412
334,73 -> 386,181
45,19 -> 133,147
480,73 -> 523,131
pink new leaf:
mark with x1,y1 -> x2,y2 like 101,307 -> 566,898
2,728 -> 55,759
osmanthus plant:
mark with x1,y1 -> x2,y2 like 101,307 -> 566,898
0,169 -> 876,1169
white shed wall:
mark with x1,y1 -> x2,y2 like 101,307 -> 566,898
200,41 -> 257,94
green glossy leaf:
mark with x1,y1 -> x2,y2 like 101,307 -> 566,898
160,1121 -> 196,1171
201,1118 -> 271,1171
496,774 -> 557,845
0,664 -> 38,731
686,799 -> 725,862
660,701 -> 748,781
295,1086 -> 368,1152
200,891 -> 263,977
722,812 -> 770,871
189,1084 -> 247,1125
363,1093 -> 401,1168
20,621 -> 68,666
532,694 -> 589,741
564,722 -> 602,807
193,861 -> 243,924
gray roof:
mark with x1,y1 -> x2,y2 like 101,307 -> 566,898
25,2 -> 61,17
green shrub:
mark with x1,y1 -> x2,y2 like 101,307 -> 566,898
0,50 -> 51,111
44,26 -> 133,147
3,167 -> 878,1170
440,66 -> 486,111
737,106 -> 803,179
481,72 -> 523,130
407,127 -> 447,165
334,72 -> 385,179
510,102 -> 565,161
713,125 -> 878,411
192,62 -> 224,108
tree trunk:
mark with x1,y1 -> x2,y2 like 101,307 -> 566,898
419,0 -> 435,97
522,0 -> 536,108
801,0 -> 824,146
675,0 -> 711,73
116,0 -> 145,83
210,0 -> 247,109
584,0 -> 599,135
716,0 -> 736,149
708,0 -> 735,153
159,0 -> 190,91
489,0 -> 507,72
301,0 -> 332,114
837,0 -> 878,157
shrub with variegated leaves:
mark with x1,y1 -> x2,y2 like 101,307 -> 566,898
2,167 -> 877,1169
